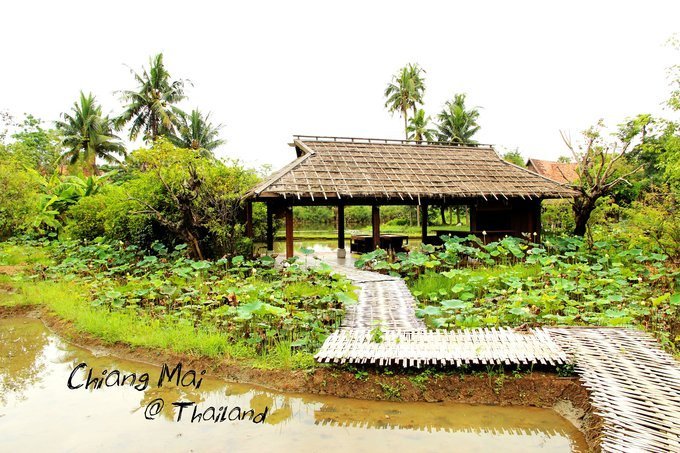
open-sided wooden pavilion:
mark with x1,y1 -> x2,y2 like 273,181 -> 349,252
244,136 -> 577,258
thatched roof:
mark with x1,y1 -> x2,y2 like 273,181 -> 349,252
248,136 -> 578,203
526,158 -> 579,184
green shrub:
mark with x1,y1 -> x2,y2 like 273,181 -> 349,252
294,206 -> 334,224
541,199 -> 574,237
0,160 -> 41,239
345,206 -> 371,225
66,140 -> 264,259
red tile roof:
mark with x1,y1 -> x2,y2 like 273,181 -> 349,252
526,159 -> 579,184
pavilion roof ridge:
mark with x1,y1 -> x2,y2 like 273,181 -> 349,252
292,134 -> 494,148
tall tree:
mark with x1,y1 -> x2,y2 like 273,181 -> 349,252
116,53 -> 188,142
167,109 -> 225,156
384,63 -> 426,138
406,109 -> 436,142
561,121 -> 642,236
436,94 -> 481,145
2,114 -> 63,174
56,92 -> 125,175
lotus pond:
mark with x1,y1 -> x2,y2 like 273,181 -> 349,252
355,235 -> 679,351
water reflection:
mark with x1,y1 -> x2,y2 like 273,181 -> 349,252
0,319 -> 48,404
0,318 -> 587,452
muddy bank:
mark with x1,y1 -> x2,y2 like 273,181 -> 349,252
1,304 -> 602,450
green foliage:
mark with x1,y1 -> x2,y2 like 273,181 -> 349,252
409,368 -> 435,391
0,160 -> 41,239
556,363 -> 576,377
542,200 -> 575,237
593,188 -> 679,264
68,140 -> 261,258
378,381 -> 403,400
384,63 -> 426,138
502,149 -> 525,167
56,92 -> 125,175
407,109 -> 436,142
13,239 -> 358,358
116,53 -> 188,142
65,183 -> 152,242
3,278 -> 252,359
345,206 -> 371,225
370,325 -> 384,343
167,109 -> 225,155
357,234 -> 679,350
32,172 -> 111,235
1,115 -> 63,174
354,370 -> 369,381
436,93 -> 481,145
294,206 -> 334,224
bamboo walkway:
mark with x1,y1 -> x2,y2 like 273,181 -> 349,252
329,264 -> 425,330
550,327 -> 680,452
316,327 -> 569,367
315,260 -> 680,452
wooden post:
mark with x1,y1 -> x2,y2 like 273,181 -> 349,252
534,199 -> 542,244
285,206 -> 294,259
245,201 -> 253,238
420,203 -> 428,243
372,205 -> 380,250
469,204 -> 477,231
337,203 -> 346,258
266,203 -> 274,252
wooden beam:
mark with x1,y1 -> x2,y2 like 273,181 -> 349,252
337,203 -> 346,257
285,206 -> 294,259
266,203 -> 274,251
372,205 -> 380,250
420,203 -> 428,243
245,201 -> 253,238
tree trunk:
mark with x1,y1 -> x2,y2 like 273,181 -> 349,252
572,196 -> 597,236
403,108 -> 408,139
440,206 -> 448,225
187,231 -> 204,260
89,152 -> 98,176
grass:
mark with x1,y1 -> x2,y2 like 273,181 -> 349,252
0,243 -> 52,266
0,278 -> 317,368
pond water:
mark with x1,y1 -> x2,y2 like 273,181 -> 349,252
0,318 -> 588,452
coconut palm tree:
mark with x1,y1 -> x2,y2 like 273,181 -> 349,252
116,53 -> 188,142
384,63 -> 426,138
56,92 -> 125,175
167,109 -> 225,157
436,94 -> 481,145
406,109 -> 436,142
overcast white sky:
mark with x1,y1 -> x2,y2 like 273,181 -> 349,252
1,0 -> 678,169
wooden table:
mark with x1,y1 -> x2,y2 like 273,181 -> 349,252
350,234 -> 409,253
